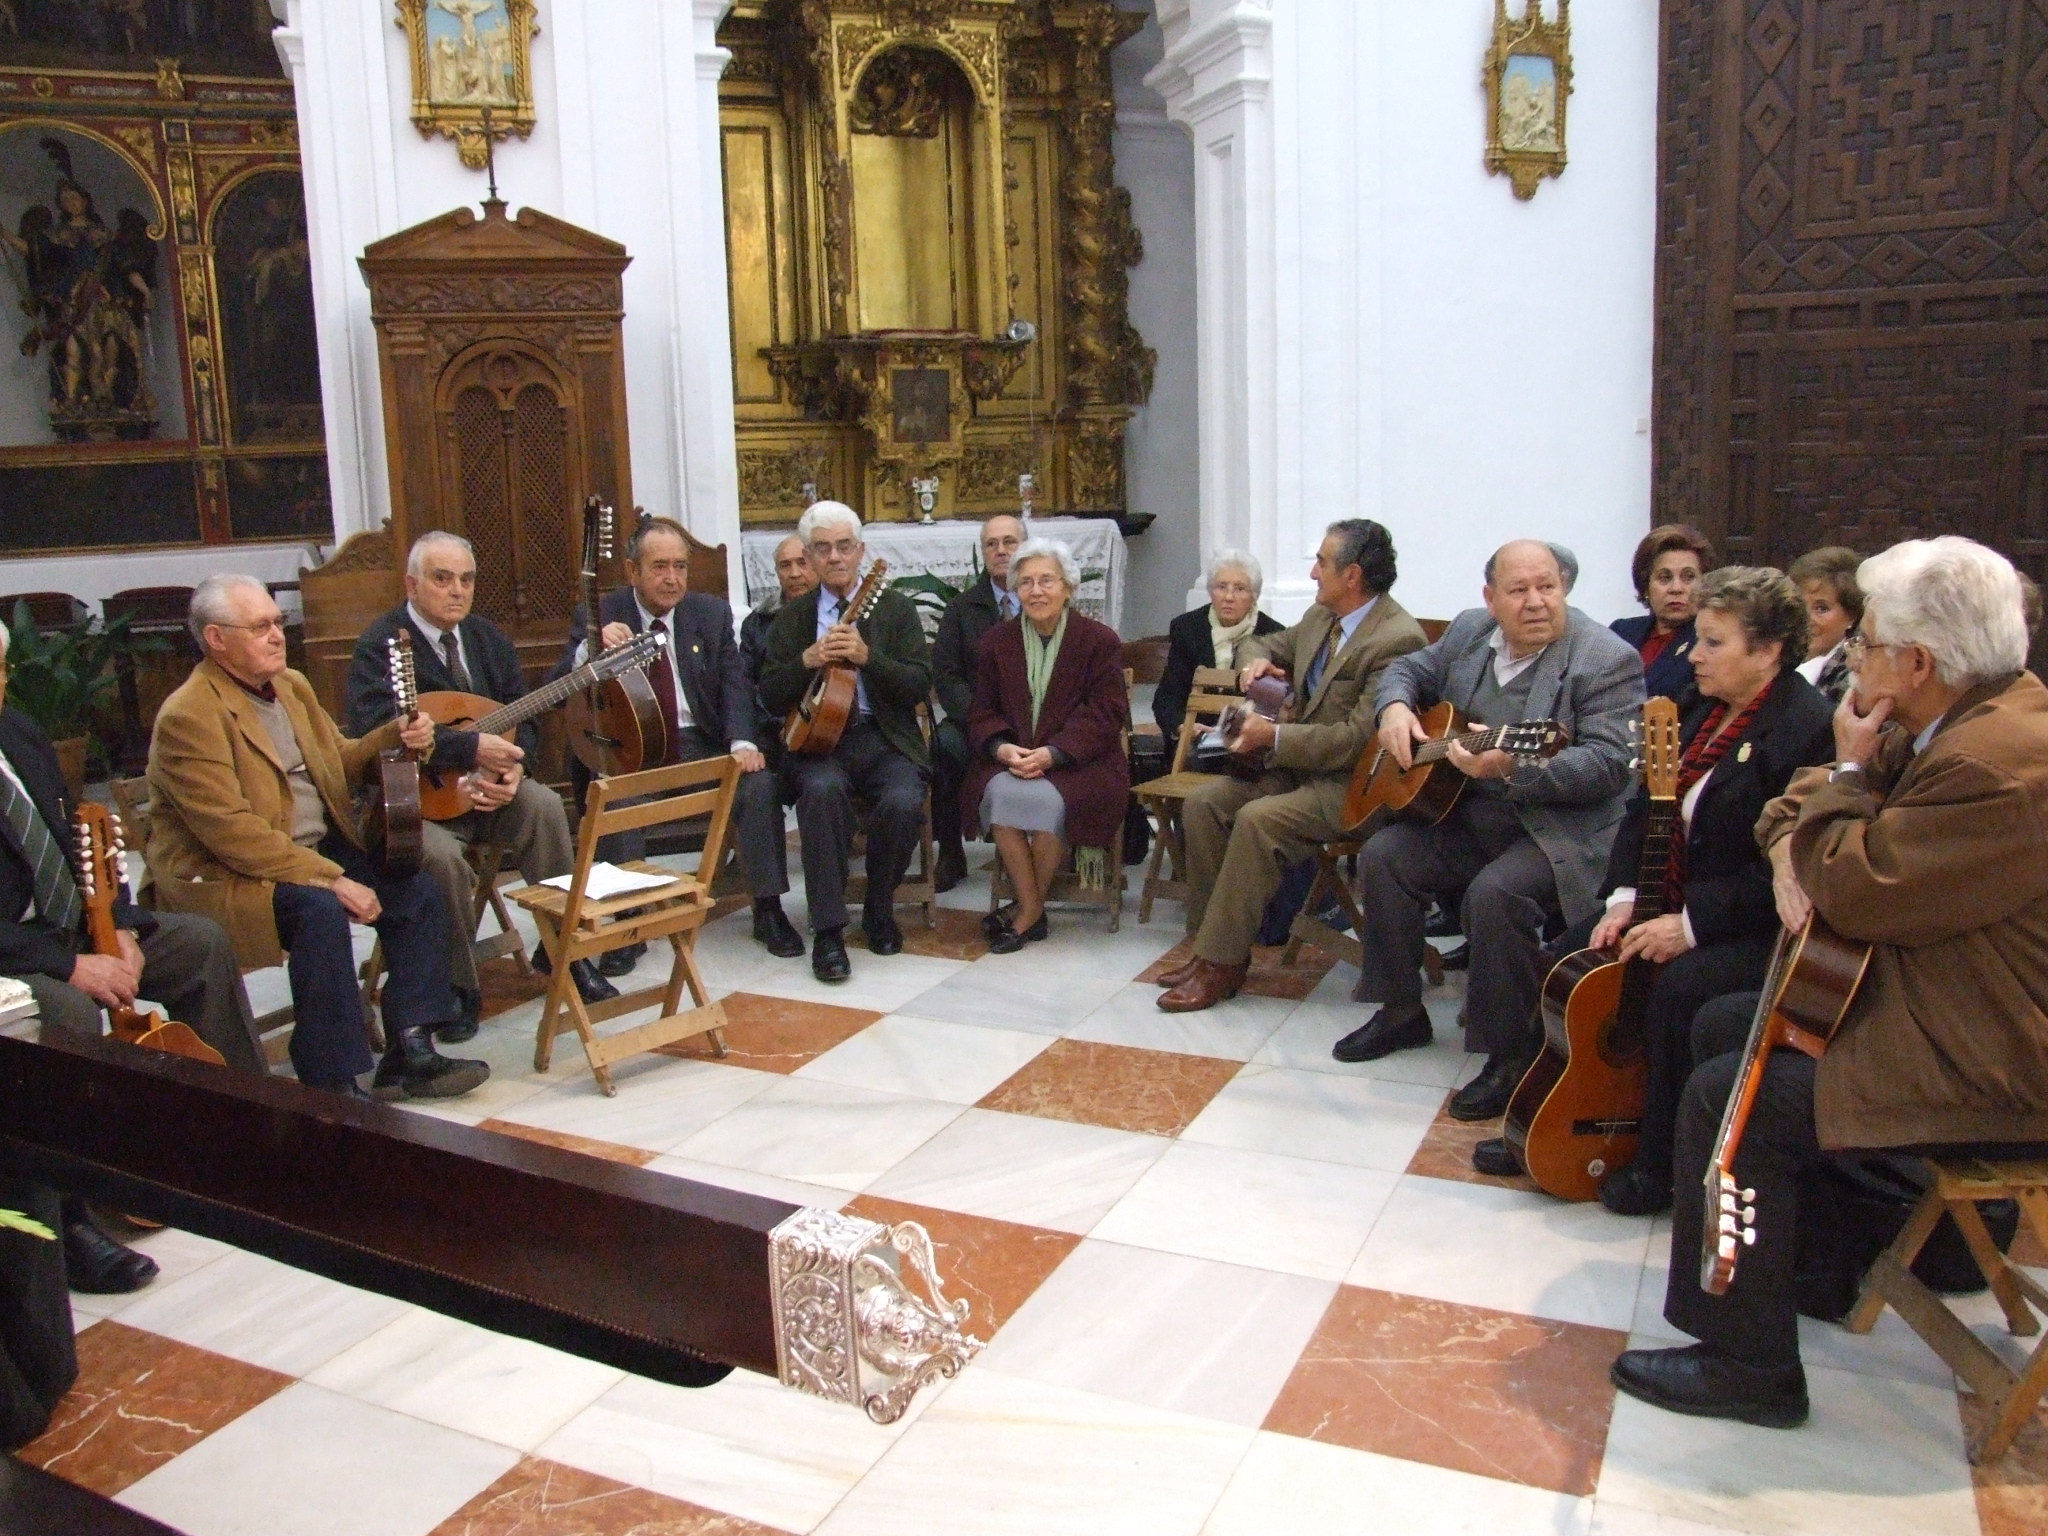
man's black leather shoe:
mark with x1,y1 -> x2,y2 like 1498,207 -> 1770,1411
437,988 -> 482,1044
1438,941 -> 1471,972
1448,1050 -> 1532,1122
753,903 -> 806,958
372,1026 -> 490,1101
1471,1136 -> 1525,1178
1611,1344 -> 1808,1429
64,1214 -> 159,1295
594,942 -> 645,978
813,930 -> 852,983
1600,1161 -> 1674,1217
1424,902 -> 1462,939
863,910 -> 904,957
1332,1006 -> 1432,1063
933,843 -> 968,894
570,959 -> 619,1004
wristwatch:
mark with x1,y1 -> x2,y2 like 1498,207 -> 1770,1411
1829,761 -> 1866,787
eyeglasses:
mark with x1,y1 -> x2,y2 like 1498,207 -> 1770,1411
1843,629 -> 1906,664
215,618 -> 287,637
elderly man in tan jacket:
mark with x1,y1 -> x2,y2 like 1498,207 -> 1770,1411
1156,519 -> 1428,1012
1612,536 -> 2048,1432
147,575 -> 489,1101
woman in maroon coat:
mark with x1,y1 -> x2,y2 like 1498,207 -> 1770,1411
964,539 -> 1131,952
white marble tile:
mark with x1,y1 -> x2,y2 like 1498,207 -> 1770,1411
1092,1139 -> 1398,1281
113,1247 -> 413,1377
866,1107 -> 1167,1233
1179,1063 -> 1445,1173
70,1226 -> 234,1321
1204,1430 -> 1594,1536
394,1065 -> 553,1126
1589,1502 -> 1773,1536
1347,1175 -> 1653,1332
1256,998 -> 1478,1087
670,1076 -> 965,1191
116,1381 -> 518,1536
977,1239 -> 1337,1427
1597,1359 -> 1978,1536
795,1012 -> 1053,1103
896,963 -> 1132,1037
1067,984 -> 1294,1062
306,1308 -> 624,1451
646,1153 -> 852,1211
489,1055 -> 775,1154
746,950 -> 968,1014
1023,919 -> 1188,980
539,1359 -> 924,1533
812,1368 -> 1252,1536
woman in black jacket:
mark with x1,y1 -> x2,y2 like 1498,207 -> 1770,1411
1611,524 -> 1717,702
1152,548 -> 1282,741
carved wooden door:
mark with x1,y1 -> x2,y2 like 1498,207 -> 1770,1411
1656,0 -> 2048,631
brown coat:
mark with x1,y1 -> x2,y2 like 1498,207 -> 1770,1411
1241,595 -> 1429,779
963,611 -> 1131,853
146,659 -> 402,970
1757,671 -> 2048,1150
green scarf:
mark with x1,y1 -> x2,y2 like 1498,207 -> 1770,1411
1023,608 -> 1068,738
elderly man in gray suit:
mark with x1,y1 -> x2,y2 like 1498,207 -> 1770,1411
1343,539 -> 1645,1121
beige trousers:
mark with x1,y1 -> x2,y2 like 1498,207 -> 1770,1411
419,776 -> 573,994
1182,769 -> 1350,966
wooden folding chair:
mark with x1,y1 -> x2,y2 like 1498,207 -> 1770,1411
359,836 -> 535,1025
1283,836 -> 1442,986
509,756 -> 739,1095
1846,1153 -> 2048,1463
1131,666 -> 1241,923
846,701 -> 938,929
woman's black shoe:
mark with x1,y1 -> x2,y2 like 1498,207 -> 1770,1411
981,903 -> 1019,939
1600,1162 -> 1674,1217
988,913 -> 1049,954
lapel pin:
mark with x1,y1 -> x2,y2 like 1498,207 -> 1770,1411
1737,742 -> 1752,763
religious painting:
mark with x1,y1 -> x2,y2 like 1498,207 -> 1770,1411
224,451 -> 331,541
1484,0 -> 1572,201
0,0 -> 283,77
395,0 -> 538,170
890,367 -> 951,444
211,168 -> 322,444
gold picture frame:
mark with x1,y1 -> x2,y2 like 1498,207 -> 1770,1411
395,0 -> 539,170
1484,0 -> 1572,201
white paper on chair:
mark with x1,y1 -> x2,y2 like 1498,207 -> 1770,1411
0,976 -> 35,1028
540,863 -> 681,900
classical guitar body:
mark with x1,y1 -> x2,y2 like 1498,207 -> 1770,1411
783,667 -> 859,758
566,667 -> 664,778
367,749 -> 424,878
1505,947 -> 1648,1202
1342,701 -> 1470,833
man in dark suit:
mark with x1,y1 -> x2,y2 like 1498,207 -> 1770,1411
739,533 -> 817,780
1351,540 -> 1645,1119
0,624 -> 258,1294
760,502 -> 932,983
929,514 -> 1025,891
347,532 -> 604,1035
556,515 -> 801,962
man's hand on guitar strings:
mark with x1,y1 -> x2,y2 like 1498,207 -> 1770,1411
1376,702 -> 1427,770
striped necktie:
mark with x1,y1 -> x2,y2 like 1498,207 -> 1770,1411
0,768 -> 80,934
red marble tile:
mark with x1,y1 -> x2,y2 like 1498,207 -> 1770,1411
1264,1285 -> 1627,1495
478,954 -> 552,1023
845,905 -> 991,961
427,1456 -> 786,1534
845,1193 -> 1082,1339
976,1038 -> 1240,1137
655,991 -> 881,1073
18,1321 -> 291,1496
1405,1098 -> 1540,1193
477,1119 -> 657,1167
1964,1392 -> 2048,1536
1135,936 -> 1337,998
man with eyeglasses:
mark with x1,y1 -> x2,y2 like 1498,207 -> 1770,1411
145,575 -> 489,1102
929,514 -> 1026,891
759,501 -> 932,982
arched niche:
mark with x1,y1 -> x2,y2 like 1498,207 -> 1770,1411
208,167 -> 320,445
849,46 -> 982,333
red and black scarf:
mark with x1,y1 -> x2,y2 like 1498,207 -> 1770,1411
1663,678 -> 1776,909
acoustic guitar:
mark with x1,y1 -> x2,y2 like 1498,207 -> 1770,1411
1700,914 -> 1870,1295
565,497 -> 666,778
361,631 -> 425,879
783,559 -> 893,757
1504,697 -> 1681,1201
1341,701 -> 1569,835
72,803 -> 223,1065
413,630 -> 667,821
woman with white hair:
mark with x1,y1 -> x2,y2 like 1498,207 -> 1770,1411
963,539 -> 1131,951
1153,548 -> 1282,741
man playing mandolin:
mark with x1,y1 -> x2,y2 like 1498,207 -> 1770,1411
1155,519 -> 1426,1012
759,502 -> 932,984
1615,536 -> 2048,1430
1348,540 -> 1643,1119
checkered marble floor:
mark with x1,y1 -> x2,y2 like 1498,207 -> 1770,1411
29,864 -> 2048,1536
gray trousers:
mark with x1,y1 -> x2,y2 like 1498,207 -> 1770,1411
786,721 -> 926,933
598,729 -> 789,901
421,775 -> 575,994
1354,796 -> 1558,1056
23,910 -> 264,1075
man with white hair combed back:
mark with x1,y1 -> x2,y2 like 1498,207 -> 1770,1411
1617,535 -> 2048,1432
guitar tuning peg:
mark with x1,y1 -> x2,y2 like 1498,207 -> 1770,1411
1741,1205 -> 1757,1224
1740,1187 -> 1756,1202
1741,1229 -> 1756,1246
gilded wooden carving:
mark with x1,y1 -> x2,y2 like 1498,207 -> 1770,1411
394,0 -> 539,170
1485,0 -> 1572,201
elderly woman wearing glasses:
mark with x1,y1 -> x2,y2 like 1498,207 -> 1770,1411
963,538 -> 1131,952
1153,548 -> 1283,742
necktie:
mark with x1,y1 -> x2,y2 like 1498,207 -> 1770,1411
0,770 -> 80,935
1302,627 -> 1337,698
439,630 -> 472,693
649,618 -> 681,759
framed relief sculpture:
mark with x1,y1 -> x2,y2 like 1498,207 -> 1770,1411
1484,0 -> 1571,201
395,0 -> 539,168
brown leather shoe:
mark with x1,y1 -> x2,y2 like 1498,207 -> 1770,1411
1154,953 -> 1202,990
1157,958 -> 1249,1013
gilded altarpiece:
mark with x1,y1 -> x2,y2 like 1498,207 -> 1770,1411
718,0 -> 1153,526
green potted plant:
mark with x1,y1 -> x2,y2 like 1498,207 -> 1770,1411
4,600 -> 138,802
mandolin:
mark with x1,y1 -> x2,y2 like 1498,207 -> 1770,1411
362,631 -> 424,879
1505,697 -> 1680,1201
783,559 -> 893,757
72,803 -> 223,1065
1202,674 -> 1294,779
1700,914 -> 1869,1295
414,630 -> 667,820
1341,700 -> 1569,835
565,498 -> 667,778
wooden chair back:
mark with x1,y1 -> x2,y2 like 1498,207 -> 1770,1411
299,525 -> 401,719
1169,666 -> 1245,774
0,592 -> 89,631
1419,617 -> 1451,643
1121,635 -> 1171,687
681,525 -> 730,603
104,588 -> 201,777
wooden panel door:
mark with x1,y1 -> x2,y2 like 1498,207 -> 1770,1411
1656,0 -> 2048,632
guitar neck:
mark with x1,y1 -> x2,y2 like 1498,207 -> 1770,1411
1629,799 -> 1679,924
1412,725 -> 1510,764
473,661 -> 619,737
